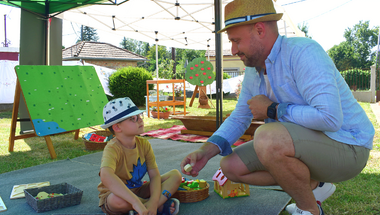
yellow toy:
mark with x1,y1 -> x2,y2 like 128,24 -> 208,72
184,164 -> 193,172
212,168 -> 250,199
35,192 -> 63,200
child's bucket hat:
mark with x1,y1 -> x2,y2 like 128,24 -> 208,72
101,97 -> 144,129
218,0 -> 283,33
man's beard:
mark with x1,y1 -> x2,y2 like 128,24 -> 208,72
241,37 -> 265,67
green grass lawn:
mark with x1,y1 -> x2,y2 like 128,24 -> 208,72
1,99 -> 379,214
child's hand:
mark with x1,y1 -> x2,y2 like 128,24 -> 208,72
133,201 -> 149,215
144,200 -> 158,215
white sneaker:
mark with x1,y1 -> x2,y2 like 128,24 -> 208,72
290,204 -> 324,215
285,182 -> 335,214
313,182 -> 336,203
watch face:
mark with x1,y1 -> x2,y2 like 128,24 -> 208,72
268,108 -> 275,119
267,103 -> 277,119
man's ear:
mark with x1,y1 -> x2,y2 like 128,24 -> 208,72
254,22 -> 266,38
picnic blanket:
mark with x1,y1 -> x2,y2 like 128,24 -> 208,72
140,125 -> 247,146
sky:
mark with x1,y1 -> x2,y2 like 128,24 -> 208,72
0,0 -> 379,52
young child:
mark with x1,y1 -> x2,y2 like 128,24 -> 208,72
97,97 -> 182,215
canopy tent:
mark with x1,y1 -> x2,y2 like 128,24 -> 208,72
58,0 -> 305,50
0,0 -> 128,18
58,0 -> 304,128
0,0 -> 304,130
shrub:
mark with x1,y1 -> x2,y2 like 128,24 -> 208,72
223,72 -> 231,80
340,69 -> 370,91
108,67 -> 153,106
212,72 -> 231,80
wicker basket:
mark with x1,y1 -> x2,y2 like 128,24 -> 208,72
24,183 -> 83,213
172,183 -> 209,203
82,130 -> 113,151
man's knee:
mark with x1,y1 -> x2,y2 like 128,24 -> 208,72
254,123 -> 294,161
220,154 -> 238,180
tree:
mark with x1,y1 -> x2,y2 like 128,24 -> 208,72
328,20 -> 379,70
175,49 -> 206,75
327,42 -> 355,71
141,44 -> 172,76
119,37 -> 149,56
298,22 -> 312,39
120,37 -> 137,53
79,25 -> 99,42
344,20 -> 379,68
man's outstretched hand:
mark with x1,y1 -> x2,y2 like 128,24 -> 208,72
180,142 -> 220,177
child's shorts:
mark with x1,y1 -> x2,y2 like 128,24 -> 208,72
100,182 -> 150,215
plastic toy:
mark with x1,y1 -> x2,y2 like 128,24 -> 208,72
212,168 -> 250,199
184,164 -> 192,172
35,191 -> 63,200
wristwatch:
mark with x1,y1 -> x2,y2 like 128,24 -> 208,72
267,102 -> 279,119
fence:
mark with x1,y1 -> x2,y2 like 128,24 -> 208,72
225,71 -> 244,78
340,68 -> 371,91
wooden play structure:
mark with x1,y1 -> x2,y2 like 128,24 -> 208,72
146,79 -> 187,119
188,85 -> 215,109
212,168 -> 250,199
185,58 -> 215,109
9,65 -> 108,159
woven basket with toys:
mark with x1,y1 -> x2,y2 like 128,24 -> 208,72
82,130 -> 114,151
172,177 -> 209,203
24,183 -> 83,213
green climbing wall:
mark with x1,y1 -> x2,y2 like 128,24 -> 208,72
15,65 -> 108,136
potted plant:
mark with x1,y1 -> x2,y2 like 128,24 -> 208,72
151,106 -> 171,119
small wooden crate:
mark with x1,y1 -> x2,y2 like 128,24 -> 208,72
172,183 -> 209,203
82,130 -> 113,151
24,183 -> 83,213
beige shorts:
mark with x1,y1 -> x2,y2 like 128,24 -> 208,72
234,122 -> 370,182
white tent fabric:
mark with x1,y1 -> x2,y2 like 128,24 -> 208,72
0,60 -> 18,104
57,0 -> 304,50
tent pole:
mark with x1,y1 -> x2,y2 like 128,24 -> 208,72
283,20 -> 287,37
214,0 -> 223,129
375,31 -> 380,101
155,31 -> 159,79
207,39 -> 212,100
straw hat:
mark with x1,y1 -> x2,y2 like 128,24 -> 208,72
218,0 -> 283,33
100,97 -> 144,129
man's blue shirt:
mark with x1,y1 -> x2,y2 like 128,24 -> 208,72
208,35 -> 375,156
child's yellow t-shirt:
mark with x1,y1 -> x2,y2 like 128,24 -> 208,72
97,136 -> 158,206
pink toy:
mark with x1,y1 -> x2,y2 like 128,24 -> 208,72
212,168 -> 228,186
